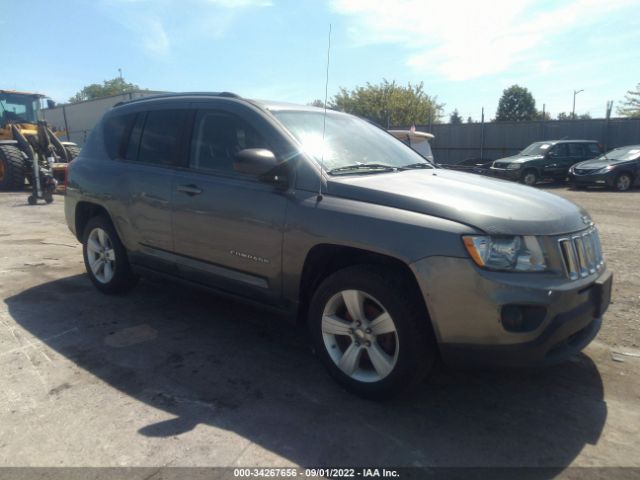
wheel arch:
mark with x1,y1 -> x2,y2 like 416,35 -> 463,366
522,165 -> 539,176
297,244 -> 430,326
74,201 -> 112,242
611,170 -> 636,191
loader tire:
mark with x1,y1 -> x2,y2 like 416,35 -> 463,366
0,145 -> 26,191
64,144 -> 81,161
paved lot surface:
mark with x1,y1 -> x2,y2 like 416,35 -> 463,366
0,187 -> 639,472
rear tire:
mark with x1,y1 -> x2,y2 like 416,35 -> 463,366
308,265 -> 436,399
0,145 -> 26,191
82,215 -> 138,294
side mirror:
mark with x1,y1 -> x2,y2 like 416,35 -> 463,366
233,148 -> 278,176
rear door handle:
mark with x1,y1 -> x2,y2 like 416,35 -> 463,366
177,184 -> 202,196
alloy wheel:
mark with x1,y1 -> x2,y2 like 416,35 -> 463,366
523,172 -> 537,186
616,174 -> 631,191
86,227 -> 116,283
321,289 -> 399,383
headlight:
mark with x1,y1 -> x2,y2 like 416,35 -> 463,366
506,163 -> 522,170
463,235 -> 547,272
597,165 -> 614,174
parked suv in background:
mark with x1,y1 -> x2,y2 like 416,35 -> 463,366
490,140 -> 602,186
65,93 -> 612,398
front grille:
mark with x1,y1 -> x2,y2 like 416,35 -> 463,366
573,168 -> 597,176
558,228 -> 604,280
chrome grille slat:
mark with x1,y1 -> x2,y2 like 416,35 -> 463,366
558,228 -> 603,280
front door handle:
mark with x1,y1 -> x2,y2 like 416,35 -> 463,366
177,184 -> 202,196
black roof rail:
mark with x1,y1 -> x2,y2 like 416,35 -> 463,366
113,91 -> 242,107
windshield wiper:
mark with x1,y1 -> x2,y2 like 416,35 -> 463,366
400,162 -> 434,170
328,163 -> 398,175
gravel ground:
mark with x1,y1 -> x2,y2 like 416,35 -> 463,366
0,187 -> 639,473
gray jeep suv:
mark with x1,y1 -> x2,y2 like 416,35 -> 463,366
65,93 -> 612,398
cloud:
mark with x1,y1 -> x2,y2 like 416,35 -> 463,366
330,0 -> 636,81
103,0 -> 271,57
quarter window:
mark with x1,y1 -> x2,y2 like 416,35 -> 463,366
136,110 -> 187,166
103,113 -> 135,159
189,111 -> 269,173
124,113 -> 145,162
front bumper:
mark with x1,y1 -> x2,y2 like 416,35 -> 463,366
410,256 -> 612,367
568,171 -> 614,187
489,167 -> 521,180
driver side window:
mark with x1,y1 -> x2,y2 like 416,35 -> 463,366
550,144 -> 568,157
189,110 -> 270,174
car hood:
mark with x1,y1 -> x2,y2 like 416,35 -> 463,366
575,158 -> 636,169
327,169 -> 590,236
495,155 -> 544,164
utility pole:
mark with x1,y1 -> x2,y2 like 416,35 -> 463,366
118,68 -> 123,80
604,100 -> 613,150
480,107 -> 485,161
572,89 -> 584,119
541,103 -> 546,138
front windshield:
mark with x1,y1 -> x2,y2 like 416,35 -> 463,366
0,93 -> 41,124
273,110 -> 432,173
520,142 -> 552,156
599,146 -> 640,162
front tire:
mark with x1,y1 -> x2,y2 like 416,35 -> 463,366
82,215 -> 138,294
521,169 -> 538,186
308,265 -> 436,399
614,173 -> 633,192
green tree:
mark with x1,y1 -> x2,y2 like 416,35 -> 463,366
449,109 -> 463,125
466,116 -> 474,123
330,79 -> 444,127
308,99 -> 326,108
616,83 -> 640,118
557,111 -> 591,120
69,76 -> 142,103
536,110 -> 551,121
495,85 -> 537,121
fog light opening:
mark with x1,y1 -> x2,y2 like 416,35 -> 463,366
501,305 -> 546,333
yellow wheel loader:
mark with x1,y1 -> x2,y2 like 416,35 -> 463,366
0,90 -> 80,203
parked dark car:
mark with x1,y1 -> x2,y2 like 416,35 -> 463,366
65,93 -> 612,398
568,145 -> 640,191
439,157 -> 493,173
489,140 -> 602,186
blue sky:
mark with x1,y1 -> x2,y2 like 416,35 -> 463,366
3,0 -> 640,120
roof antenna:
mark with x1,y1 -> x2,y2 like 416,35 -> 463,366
317,23 -> 332,202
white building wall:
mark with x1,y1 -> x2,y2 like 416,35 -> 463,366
42,91 -> 164,146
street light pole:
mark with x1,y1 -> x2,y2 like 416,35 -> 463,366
572,89 -> 584,119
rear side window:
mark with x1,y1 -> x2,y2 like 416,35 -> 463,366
137,110 -> 188,166
103,114 -> 135,159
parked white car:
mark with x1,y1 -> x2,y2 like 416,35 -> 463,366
388,129 -> 434,162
